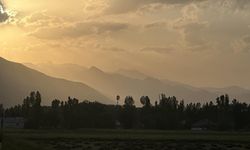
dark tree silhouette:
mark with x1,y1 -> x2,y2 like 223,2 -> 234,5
21,91 -> 42,129
4,92 -> 250,131
120,96 -> 137,129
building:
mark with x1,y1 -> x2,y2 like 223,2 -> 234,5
0,117 -> 24,129
191,119 -> 216,131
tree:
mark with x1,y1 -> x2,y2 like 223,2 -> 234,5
216,94 -> 233,130
140,96 -> 151,108
4,91 -> 250,131
22,91 -> 42,129
120,96 -> 137,129
140,96 -> 155,129
50,99 -> 61,128
124,96 -> 135,107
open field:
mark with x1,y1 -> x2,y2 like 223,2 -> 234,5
2,129 -> 250,150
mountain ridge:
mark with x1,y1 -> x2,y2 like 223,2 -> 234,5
24,62 -> 250,104
0,57 -> 112,107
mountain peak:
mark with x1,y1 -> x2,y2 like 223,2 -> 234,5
89,66 -> 104,73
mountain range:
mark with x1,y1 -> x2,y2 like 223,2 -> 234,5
25,62 -> 250,105
0,57 -> 111,107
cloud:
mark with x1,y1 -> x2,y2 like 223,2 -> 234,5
102,46 -> 126,52
219,0 -> 250,10
105,0 -> 207,14
30,21 -> 130,39
243,35 -> 250,44
169,3 -> 212,51
242,35 -> 250,52
0,1 -> 9,23
105,0 -> 250,15
233,35 -> 250,53
182,22 -> 209,46
0,11 -> 8,22
144,21 -> 168,29
17,11 -> 63,28
140,46 -> 174,54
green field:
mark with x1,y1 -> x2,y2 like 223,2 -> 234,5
2,129 -> 250,150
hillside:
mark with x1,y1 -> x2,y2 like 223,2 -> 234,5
0,57 -> 111,107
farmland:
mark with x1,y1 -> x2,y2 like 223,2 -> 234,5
2,129 -> 250,150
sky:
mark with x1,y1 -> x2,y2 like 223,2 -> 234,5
0,0 -> 250,89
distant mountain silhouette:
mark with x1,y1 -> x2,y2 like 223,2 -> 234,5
25,63 -> 250,105
202,86 -> 250,102
0,57 -> 111,107
116,69 -> 149,79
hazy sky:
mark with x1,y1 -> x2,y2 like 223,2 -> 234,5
0,0 -> 250,88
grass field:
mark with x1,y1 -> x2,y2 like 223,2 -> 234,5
2,129 -> 250,150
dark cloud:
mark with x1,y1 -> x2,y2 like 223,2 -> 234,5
0,1 -> 9,23
0,12 -> 8,22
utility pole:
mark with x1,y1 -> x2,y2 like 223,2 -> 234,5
115,95 -> 121,129
116,95 -> 120,106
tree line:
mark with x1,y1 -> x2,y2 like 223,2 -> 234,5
3,91 -> 250,130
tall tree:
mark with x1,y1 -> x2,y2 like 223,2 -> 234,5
120,96 -> 137,129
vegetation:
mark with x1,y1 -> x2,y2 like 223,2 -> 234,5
3,92 -> 250,130
2,92 -> 250,149
3,129 -> 250,150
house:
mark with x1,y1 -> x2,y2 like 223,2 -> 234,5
191,119 -> 216,131
115,120 -> 122,129
0,117 -> 25,129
